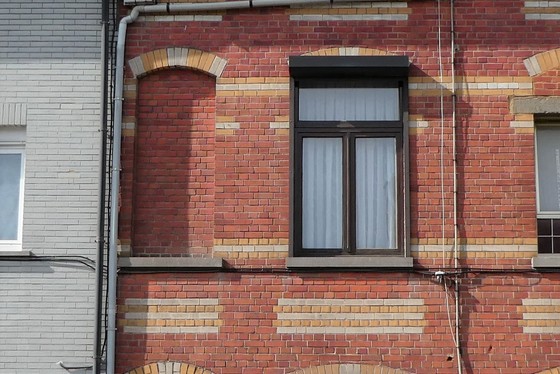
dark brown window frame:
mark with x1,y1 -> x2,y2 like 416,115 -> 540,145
289,56 -> 409,258
535,121 -> 560,255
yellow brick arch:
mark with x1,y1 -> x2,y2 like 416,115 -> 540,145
289,364 -> 411,374
303,47 -> 395,57
122,361 -> 214,374
524,48 -> 560,77
535,367 -> 560,374
128,47 -> 228,79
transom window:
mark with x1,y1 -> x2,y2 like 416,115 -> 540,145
290,56 -> 408,257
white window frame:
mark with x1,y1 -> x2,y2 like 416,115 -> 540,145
0,128 -> 25,252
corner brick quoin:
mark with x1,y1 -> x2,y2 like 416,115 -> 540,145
128,47 -> 228,79
122,363 -> 413,374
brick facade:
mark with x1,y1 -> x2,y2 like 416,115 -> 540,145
117,1 -> 560,373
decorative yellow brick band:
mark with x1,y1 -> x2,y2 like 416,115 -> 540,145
523,2 -> 560,21
128,47 -> 227,78
120,298 -> 223,334
214,238 -> 289,245
409,76 -> 533,96
123,362 -> 214,374
213,245 -> 288,259
411,238 -> 537,245
290,364 -> 410,374
216,77 -> 289,97
289,2 -> 410,21
524,48 -> 560,76
274,298 -> 426,334
519,299 -> 560,334
138,14 -> 223,22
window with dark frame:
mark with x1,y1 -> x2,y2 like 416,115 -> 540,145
289,56 -> 409,257
536,123 -> 560,254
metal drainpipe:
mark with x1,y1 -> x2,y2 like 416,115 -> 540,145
94,0 -> 110,372
450,0 -> 463,372
107,0 -> 361,372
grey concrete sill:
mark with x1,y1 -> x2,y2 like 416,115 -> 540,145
286,256 -> 413,269
118,257 -> 224,270
532,254 -> 560,270
0,251 -> 32,257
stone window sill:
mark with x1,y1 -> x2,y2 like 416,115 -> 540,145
532,254 -> 560,270
118,257 -> 224,270
286,256 -> 413,270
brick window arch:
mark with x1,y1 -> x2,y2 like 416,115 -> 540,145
289,364 -> 411,374
122,361 -> 214,374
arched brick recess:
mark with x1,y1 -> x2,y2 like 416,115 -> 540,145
289,364 -> 411,374
128,47 -> 228,78
122,361 -> 214,374
535,368 -> 560,374
524,48 -> 560,76
303,47 -> 395,57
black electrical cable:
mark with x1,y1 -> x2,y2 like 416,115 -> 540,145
0,255 -> 103,272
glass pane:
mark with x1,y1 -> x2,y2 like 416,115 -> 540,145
0,153 -> 22,240
539,237 -> 553,254
299,87 -> 399,121
302,138 -> 343,249
536,127 -> 560,212
554,237 -> 560,254
538,219 -> 552,236
554,219 -> 560,235
355,138 -> 397,249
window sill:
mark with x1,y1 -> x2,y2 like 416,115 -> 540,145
286,256 -> 413,270
118,256 -> 224,271
0,250 -> 32,257
532,254 -> 560,270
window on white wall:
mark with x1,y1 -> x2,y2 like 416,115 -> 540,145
0,127 -> 25,251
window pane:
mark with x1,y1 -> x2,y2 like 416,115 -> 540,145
302,138 -> 343,249
356,138 -> 397,249
299,87 -> 399,121
0,153 -> 22,240
537,127 -> 560,212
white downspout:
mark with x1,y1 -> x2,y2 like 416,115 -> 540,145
107,0 -> 358,373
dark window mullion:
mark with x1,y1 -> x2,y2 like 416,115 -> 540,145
348,134 -> 356,255
342,134 -> 352,254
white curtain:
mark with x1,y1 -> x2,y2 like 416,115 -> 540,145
0,153 -> 22,240
537,127 -> 560,212
299,87 -> 399,121
302,138 -> 342,248
355,138 -> 397,249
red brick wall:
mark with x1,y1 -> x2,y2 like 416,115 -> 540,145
117,272 -> 560,374
131,70 -> 216,256
116,1 -> 560,373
